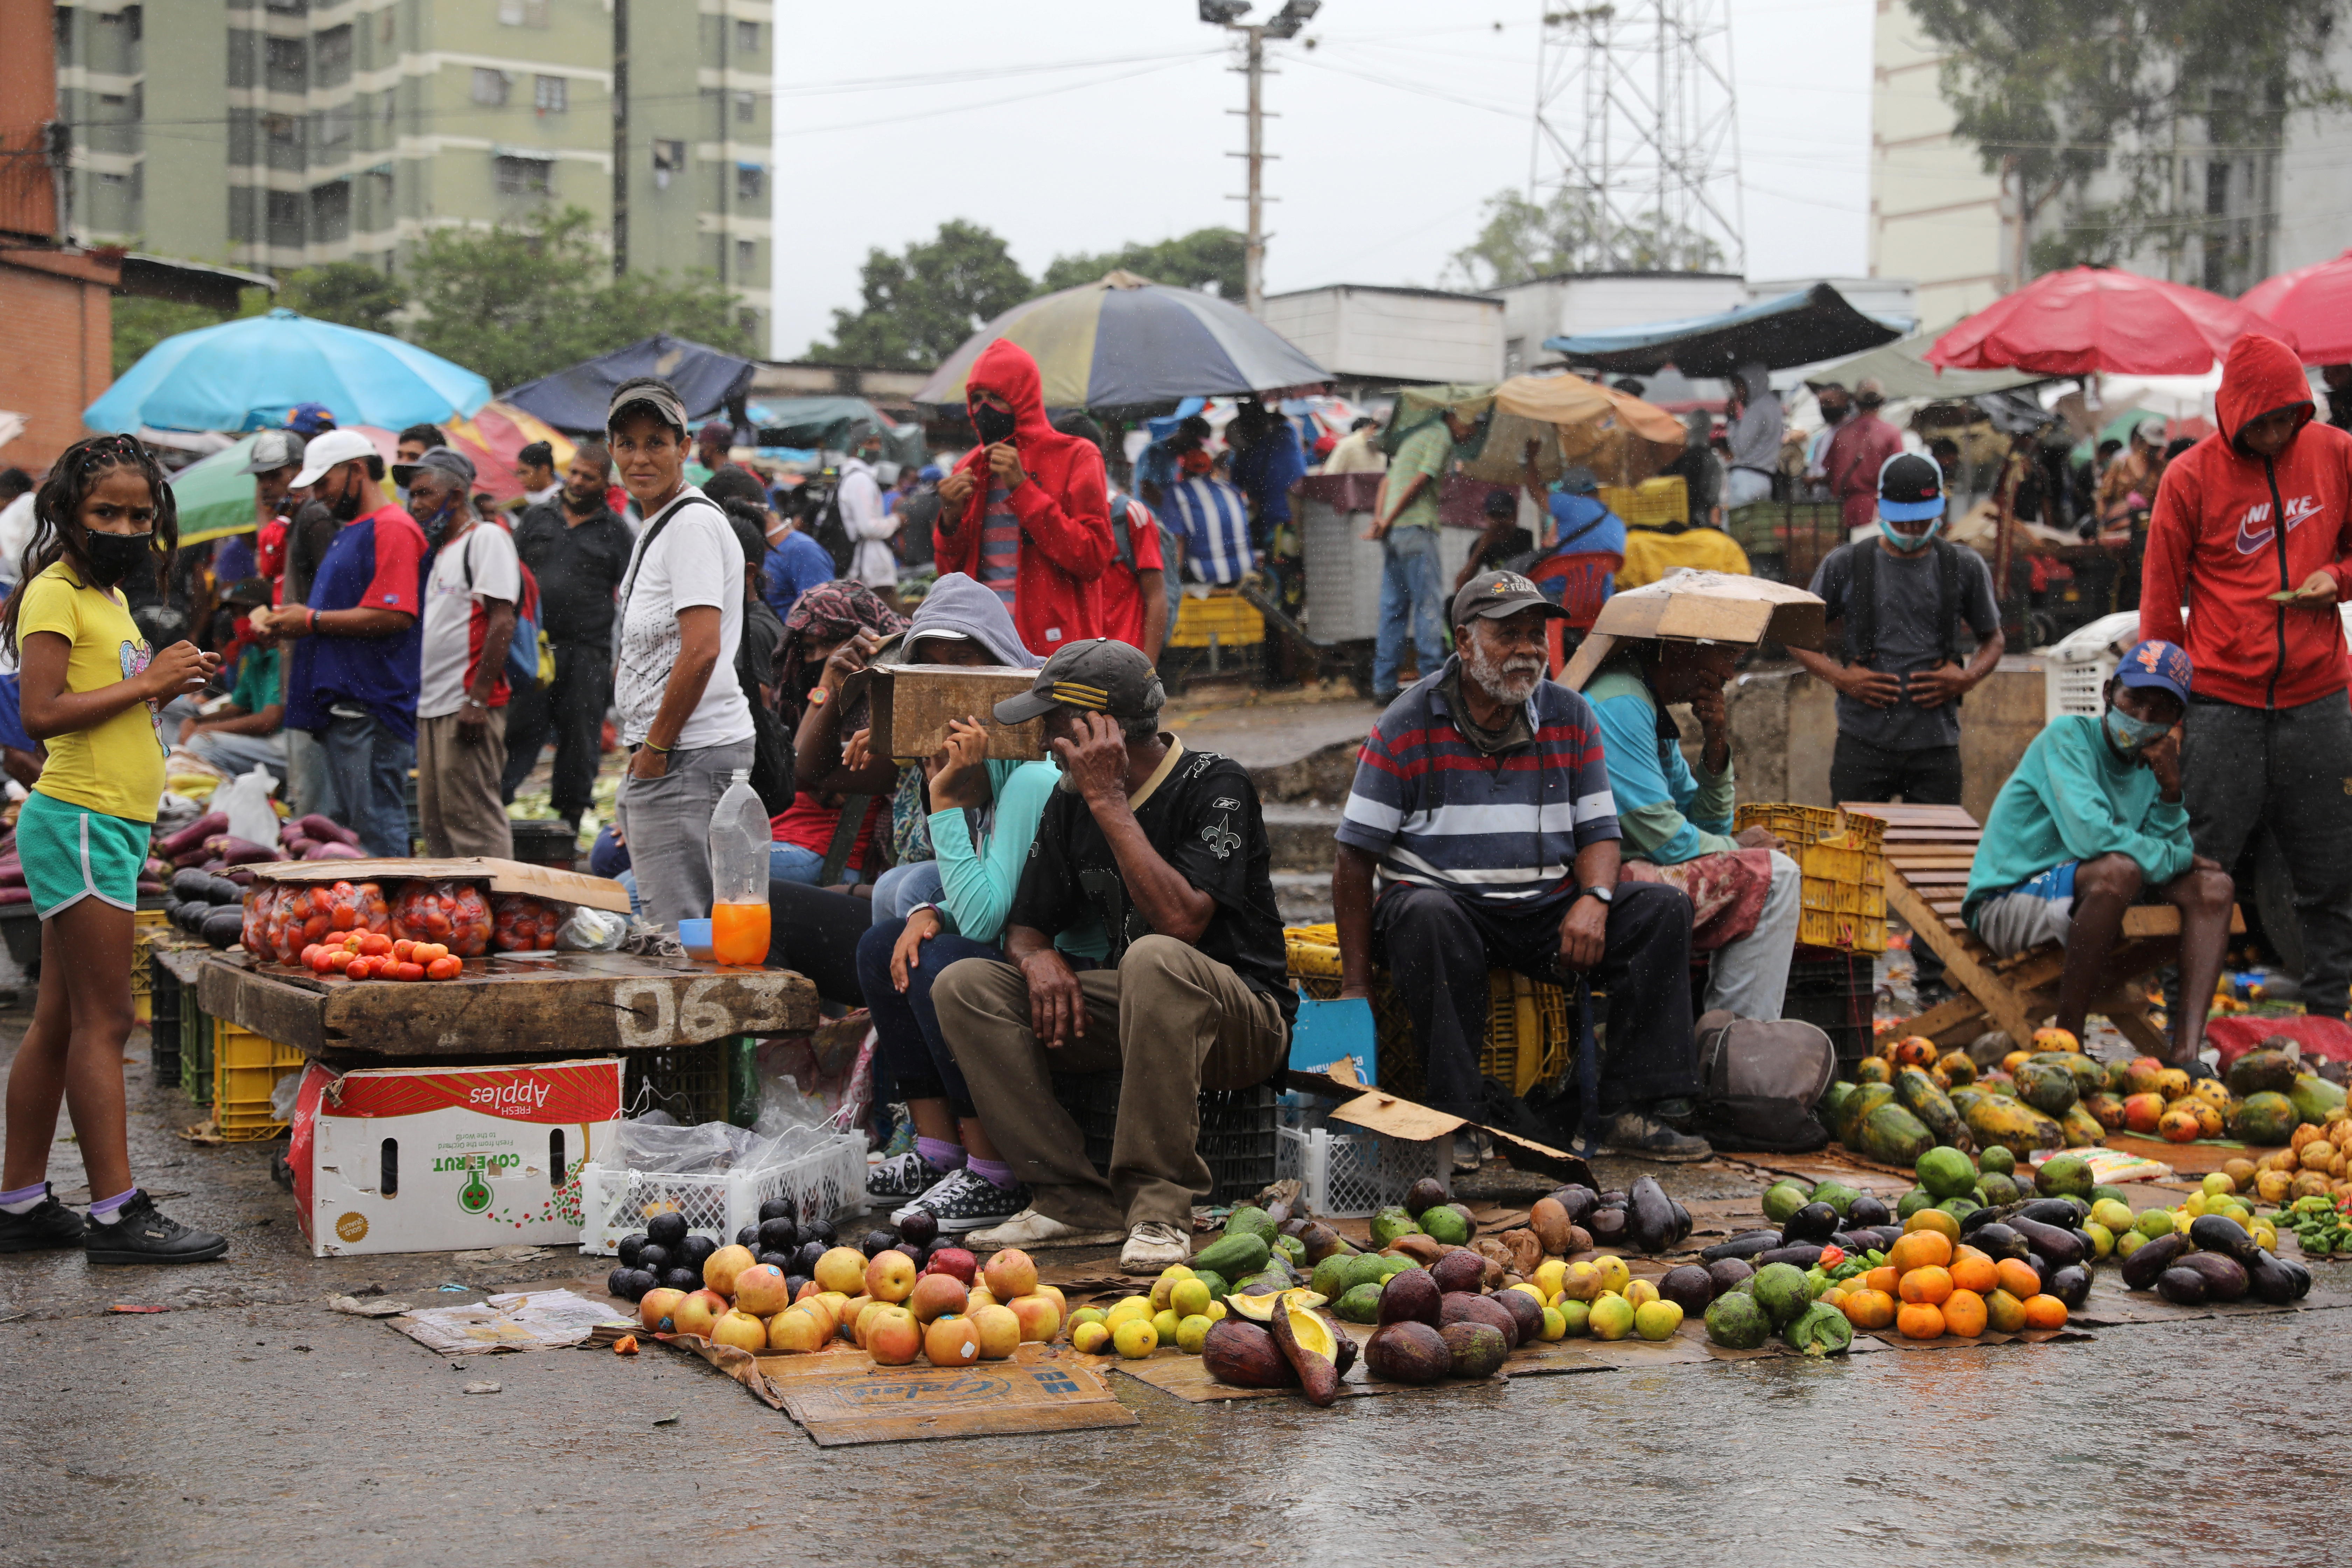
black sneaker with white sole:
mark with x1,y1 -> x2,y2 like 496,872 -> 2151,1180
0,1183 -> 87,1252
892,1167 -> 1030,1234
1602,1109 -> 1713,1163
83,1191 -> 228,1266
866,1150 -> 951,1204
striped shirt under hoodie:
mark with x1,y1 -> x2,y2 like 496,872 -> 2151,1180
1337,656 -> 1622,908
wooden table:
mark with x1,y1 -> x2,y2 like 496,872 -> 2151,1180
195,949 -> 819,1061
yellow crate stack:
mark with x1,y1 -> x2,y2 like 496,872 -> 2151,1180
1735,803 -> 1889,952
212,1022 -> 305,1142
130,907 -> 167,1024
1284,925 -> 1572,1099
1596,475 -> 1689,529
1167,590 -> 1265,649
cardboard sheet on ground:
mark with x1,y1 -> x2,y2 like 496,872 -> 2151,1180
393,1288 -> 620,1355
1287,1073 -> 1595,1187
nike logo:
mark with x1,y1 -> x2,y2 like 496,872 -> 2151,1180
2235,493 -> 2326,554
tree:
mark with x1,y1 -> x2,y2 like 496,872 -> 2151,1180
1910,0 -> 2347,286
1442,188 -> 1722,289
403,206 -> 749,389
1039,227 -> 1248,298
806,219 -> 1032,367
279,261 -> 406,334
112,297 -> 230,377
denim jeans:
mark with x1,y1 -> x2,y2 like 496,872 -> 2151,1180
768,842 -> 862,888
186,728 -> 287,783
857,922 -> 1001,1117
868,860 -> 946,926
1704,849 -> 1802,1021
318,710 -> 415,858
1373,524 -> 1448,697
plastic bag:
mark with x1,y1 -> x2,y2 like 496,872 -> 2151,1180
617,1116 -> 764,1175
215,766 -> 280,852
275,883 -> 336,962
554,905 -> 628,952
324,879 -> 391,936
241,884 -> 281,956
490,892 -> 561,952
392,879 -> 493,956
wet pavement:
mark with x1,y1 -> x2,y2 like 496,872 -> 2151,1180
5,1007 -> 2349,1567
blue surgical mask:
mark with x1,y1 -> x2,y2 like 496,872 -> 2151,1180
2104,706 -> 2172,754
1879,516 -> 1942,551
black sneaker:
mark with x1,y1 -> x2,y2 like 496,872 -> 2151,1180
1602,1109 -> 1713,1163
866,1150 -> 951,1203
892,1167 -> 1030,1235
83,1191 -> 228,1266
0,1183 -> 87,1252
2183,1058 -> 2221,1082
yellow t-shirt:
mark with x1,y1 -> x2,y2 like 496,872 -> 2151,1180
18,562 -> 165,823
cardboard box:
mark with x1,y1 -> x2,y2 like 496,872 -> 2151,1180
863,663 -> 1045,760
247,856 -> 629,913
289,1057 -> 623,1256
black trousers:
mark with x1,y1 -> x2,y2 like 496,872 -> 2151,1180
1830,732 -> 1963,990
1373,881 -> 1697,1120
500,640 -> 610,821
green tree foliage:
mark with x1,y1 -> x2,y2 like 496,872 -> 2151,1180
1444,188 -> 1723,289
404,206 -> 750,390
1910,0 -> 2347,281
807,219 -> 1031,367
279,261 -> 407,333
1039,227 -> 1247,298
111,297 -> 230,377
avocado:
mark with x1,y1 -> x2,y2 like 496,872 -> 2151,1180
1914,1144 -> 1979,1199
1750,1262 -> 1811,1329
1369,1206 -> 1422,1248
1702,1290 -> 1771,1349
1807,1180 -> 1861,1218
1333,1282 -> 1385,1323
1762,1181 -> 1812,1226
1977,1143 -> 2016,1176
1193,1230 -> 1272,1280
1224,1205 -> 1279,1245
1273,1234 -> 1307,1266
2227,1048 -> 2298,1098
1404,1177 -> 1449,1216
1420,1205 -> 1471,1246
2035,1154 -> 2095,1199
1895,1188 -> 1937,1220
1310,1253 -> 1354,1303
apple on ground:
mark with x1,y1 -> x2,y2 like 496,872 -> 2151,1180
865,1249 -> 917,1304
983,1248 -> 1038,1299
671,1289 -> 727,1339
638,1287 -> 686,1332
865,1307 -> 922,1365
969,1303 -> 1021,1360
711,1309 -> 767,1352
1007,1294 -> 1062,1343
908,1271 -> 969,1324
924,1314 -> 981,1368
766,1307 -> 827,1353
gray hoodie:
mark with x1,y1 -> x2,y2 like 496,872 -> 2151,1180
896,571 -> 1041,668
1727,360 -> 1784,475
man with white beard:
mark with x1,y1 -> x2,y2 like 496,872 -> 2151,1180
1329,571 -> 1709,1165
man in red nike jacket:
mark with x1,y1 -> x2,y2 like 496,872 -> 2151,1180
2142,331 -> 2352,1023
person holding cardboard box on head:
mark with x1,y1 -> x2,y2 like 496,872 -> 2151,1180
930,638 -> 1292,1272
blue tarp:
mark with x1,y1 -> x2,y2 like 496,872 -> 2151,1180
500,333 -> 756,434
1544,282 -> 1904,378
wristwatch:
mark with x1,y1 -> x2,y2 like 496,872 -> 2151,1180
1572,885 -> 1613,908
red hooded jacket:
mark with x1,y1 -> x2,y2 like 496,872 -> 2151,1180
2141,332 -> 2352,710
933,339 -> 1113,653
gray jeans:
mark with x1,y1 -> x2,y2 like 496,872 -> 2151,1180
613,740 -> 755,932
2181,691 -> 2352,1016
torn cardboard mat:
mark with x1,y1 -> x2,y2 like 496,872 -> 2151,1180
247,855 -> 629,912
1286,1069 -> 1595,1187
392,1289 -> 621,1355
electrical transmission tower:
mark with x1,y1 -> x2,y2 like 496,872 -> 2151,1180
1529,0 -> 1745,274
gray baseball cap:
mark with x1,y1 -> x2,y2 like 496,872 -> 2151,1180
609,378 -> 689,436
392,444 -> 477,488
993,638 -> 1165,725
240,428 -> 305,475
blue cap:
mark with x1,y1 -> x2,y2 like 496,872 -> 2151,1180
2115,639 -> 2193,703
285,402 -> 336,436
1876,451 -> 1945,523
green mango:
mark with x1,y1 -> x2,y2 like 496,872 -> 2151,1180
2291,1073 -> 2347,1127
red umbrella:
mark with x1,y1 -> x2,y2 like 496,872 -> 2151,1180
1927,266 -> 2296,376
2241,250 -> 2352,364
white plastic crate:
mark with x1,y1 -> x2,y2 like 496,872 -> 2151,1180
573,1132 -> 868,1255
1275,1122 -> 1449,1220
2044,605 -> 2352,719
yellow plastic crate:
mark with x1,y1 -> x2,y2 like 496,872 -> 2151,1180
1596,474 -> 1689,528
212,1022 -> 305,1142
1736,802 -> 1888,953
1167,589 -> 1265,649
1285,926 -> 1570,1099
130,909 -> 167,1023
1801,909 -> 1887,952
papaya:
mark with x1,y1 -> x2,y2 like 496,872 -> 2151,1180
1981,1072 -> 2017,1099
2060,1101 -> 2107,1148
2036,1052 -> 2104,1099
1963,1094 -> 2066,1160
2230,1090 -> 2300,1146
2013,1059 -> 2080,1117
1819,1082 -> 1857,1128
1838,1083 -> 1897,1147
1936,1050 -> 1977,1087
1893,1067 -> 1969,1150
2227,1049 -> 2298,1098
1192,1231 -> 1271,1280
1854,1057 -> 1892,1086
2291,1073 -> 2347,1127
1855,1102 -> 1936,1167
1948,1087 -> 1989,1120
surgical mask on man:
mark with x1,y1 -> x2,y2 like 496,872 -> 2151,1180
1879,516 -> 1942,551
2104,706 -> 2172,754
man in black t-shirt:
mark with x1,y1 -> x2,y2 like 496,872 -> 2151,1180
933,638 -> 1292,1273
504,441 -> 634,821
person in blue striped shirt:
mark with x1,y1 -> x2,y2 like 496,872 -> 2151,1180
1158,451 -> 1255,587
1331,570 -> 1709,1164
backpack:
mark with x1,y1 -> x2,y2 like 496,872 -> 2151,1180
808,479 -> 853,577
735,605 -> 796,816
460,528 -> 545,693
1690,1009 -> 1836,1153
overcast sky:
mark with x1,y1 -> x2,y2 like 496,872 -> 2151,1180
764,0 -> 1876,358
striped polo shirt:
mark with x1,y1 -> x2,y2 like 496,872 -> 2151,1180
1161,475 -> 1252,586
979,485 -> 1020,609
1337,657 -> 1621,910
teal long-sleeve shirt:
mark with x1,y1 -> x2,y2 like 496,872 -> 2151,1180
1963,713 -> 2193,923
1586,666 -> 1738,865
926,759 -> 1107,958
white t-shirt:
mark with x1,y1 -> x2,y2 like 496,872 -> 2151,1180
615,489 -> 751,750
418,522 -> 522,720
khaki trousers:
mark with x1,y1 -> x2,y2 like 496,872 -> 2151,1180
415,709 -> 514,859
932,935 -> 1289,1231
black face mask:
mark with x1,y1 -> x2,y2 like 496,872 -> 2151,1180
329,475 -> 367,522
971,401 -> 1018,446
83,528 -> 153,588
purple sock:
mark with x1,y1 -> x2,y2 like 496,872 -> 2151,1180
0,1181 -> 47,1214
89,1187 -> 137,1224
916,1137 -> 966,1172
967,1157 -> 1018,1191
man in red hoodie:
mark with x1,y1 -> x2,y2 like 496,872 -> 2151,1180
935,340 -> 1114,655
2142,331 -> 2352,1022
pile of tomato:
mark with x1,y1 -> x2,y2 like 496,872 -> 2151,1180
490,892 -> 561,951
302,928 -> 464,981
391,879 -> 493,956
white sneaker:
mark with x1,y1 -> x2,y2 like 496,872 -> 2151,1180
1119,1220 -> 1191,1273
967,1207 -> 1122,1251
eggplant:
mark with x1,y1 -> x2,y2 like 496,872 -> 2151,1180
2008,1216 -> 2085,1269
203,874 -> 246,905
1846,1194 -> 1890,1228
2283,1256 -> 2314,1299
200,907 -> 246,949
2188,1215 -> 2259,1267
1667,1199 -> 1692,1244
1756,1243 -> 1825,1270
170,867 -> 217,902
1959,1204 -> 2001,1237
1700,1229 -> 1784,1262
1780,1201 -> 1841,1245
2015,1198 -> 2086,1229
2155,1266 -> 2207,1306
155,810 -> 229,859
2247,1249 -> 2299,1306
1830,1231 -> 1882,1255
1586,1206 -> 1629,1244
1627,1176 -> 1678,1253
203,835 -> 282,867
1969,1222 -> 2029,1263
2175,1251 -> 2248,1302
2044,1263 -> 2092,1309
2120,1231 -> 2191,1290
1549,1184 -> 1599,1227
290,812 -> 361,848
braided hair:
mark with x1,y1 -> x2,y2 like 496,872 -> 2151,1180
1,433 -> 179,656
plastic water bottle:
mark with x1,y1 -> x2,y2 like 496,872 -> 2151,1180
706,770 -> 771,966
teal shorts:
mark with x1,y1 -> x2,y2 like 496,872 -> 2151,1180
18,790 -> 150,918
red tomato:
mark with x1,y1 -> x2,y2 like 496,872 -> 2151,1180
393,961 -> 426,982
345,955 -> 376,980
330,905 -> 358,930
359,932 -> 393,957
425,955 -> 462,980
302,915 -> 330,940
392,939 -> 415,962
309,951 -> 335,975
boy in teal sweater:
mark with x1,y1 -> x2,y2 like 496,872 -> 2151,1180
1964,639 -> 2233,1068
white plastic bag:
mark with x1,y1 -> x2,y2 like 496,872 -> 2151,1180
217,767 -> 280,851
555,905 -> 629,952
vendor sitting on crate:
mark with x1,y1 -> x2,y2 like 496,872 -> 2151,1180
930,638 -> 1293,1273
1331,570 -> 1709,1167
1963,638 -> 2234,1071
1584,637 -> 1803,1022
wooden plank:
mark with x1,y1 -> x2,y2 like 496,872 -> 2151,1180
1883,874 -> 2042,1048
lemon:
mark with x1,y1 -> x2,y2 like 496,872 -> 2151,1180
1105,1298 -> 1150,1330
1203,1300 -> 1227,1322
1112,1318 -> 1159,1358
1592,1255 -> 1631,1295
1151,1308 -> 1181,1344
1170,1278 -> 1212,1318
1538,1306 -> 1568,1342
1555,1298 -> 1592,1336
1533,1259 -> 1568,1298
1071,1321 -> 1111,1354
1632,1299 -> 1684,1341
2083,1221 -> 2114,1259
2185,1192 -> 2208,1217
1160,1262 -> 1196,1279
1174,1313 -> 1213,1354
2253,1221 -> 2278,1251
1069,1306 -> 1108,1330
1624,1278 -> 1660,1308
2202,1172 -> 2235,1197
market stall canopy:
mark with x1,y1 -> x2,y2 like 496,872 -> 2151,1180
912,270 -> 1330,417
169,425 -> 398,546
1543,283 -> 1904,377
1801,327 -> 2045,400
84,309 -> 491,435
1562,570 -> 1826,690
749,396 -> 924,467
1926,266 -> 2296,376
441,402 -> 578,508
2239,249 -> 2352,364
1390,374 -> 1688,488
500,332 -> 755,434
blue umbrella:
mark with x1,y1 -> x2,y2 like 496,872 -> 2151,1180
85,308 -> 491,434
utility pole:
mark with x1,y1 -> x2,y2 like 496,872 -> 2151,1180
1202,1 -> 1317,316
612,0 -> 629,276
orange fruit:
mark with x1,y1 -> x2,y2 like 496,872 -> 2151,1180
1948,1254 -> 1998,1294
1898,1265 -> 1954,1306
1940,1288 -> 1988,1338
1902,1207 -> 1960,1242
1994,1258 -> 2043,1300
1895,1301 -> 1946,1340
1862,1265 -> 1899,1296
2021,1293 -> 2070,1330
1889,1231 -> 1954,1274
1839,1288 -> 1896,1330
1984,1287 -> 2027,1333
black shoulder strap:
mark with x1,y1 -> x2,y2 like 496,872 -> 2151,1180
818,795 -> 870,887
617,493 -> 715,618
1845,542 -> 1877,664
1934,538 -> 1961,664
